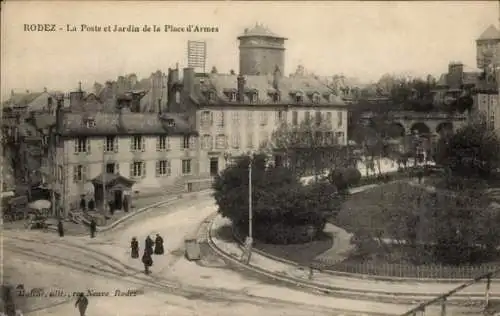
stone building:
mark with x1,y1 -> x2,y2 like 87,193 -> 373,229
166,24 -> 348,175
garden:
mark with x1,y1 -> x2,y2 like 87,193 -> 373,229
212,117 -> 500,279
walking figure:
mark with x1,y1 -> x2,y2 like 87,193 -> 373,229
131,237 -> 139,259
57,220 -> 64,237
154,234 -> 164,255
89,218 -> 96,238
75,292 -> 88,316
145,236 -> 154,255
123,197 -> 129,213
142,250 -> 153,274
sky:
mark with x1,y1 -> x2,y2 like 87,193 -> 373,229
1,1 -> 498,99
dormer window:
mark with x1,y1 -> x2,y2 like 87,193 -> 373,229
165,119 -> 175,127
295,92 -> 304,103
230,92 -> 237,102
85,119 -> 96,128
273,92 -> 281,103
328,94 -> 335,102
312,93 -> 321,104
208,91 -> 216,102
250,92 -> 258,103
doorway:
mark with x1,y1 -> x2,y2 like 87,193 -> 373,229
114,190 -> 123,210
210,157 -> 219,176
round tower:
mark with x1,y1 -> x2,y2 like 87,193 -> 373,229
238,23 -> 287,76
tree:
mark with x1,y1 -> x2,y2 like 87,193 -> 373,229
212,153 -> 342,244
268,118 -> 348,178
230,69 -> 236,75
210,66 -> 218,74
437,118 -> 500,178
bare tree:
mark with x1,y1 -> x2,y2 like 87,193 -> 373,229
267,118 -> 347,179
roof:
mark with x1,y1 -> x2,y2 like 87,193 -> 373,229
477,25 -> 500,41
32,113 -> 56,130
92,173 -> 135,187
238,23 -> 286,39
59,111 -> 197,137
192,73 -> 346,107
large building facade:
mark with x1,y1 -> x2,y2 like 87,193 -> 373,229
52,99 -> 208,214
167,24 -> 348,175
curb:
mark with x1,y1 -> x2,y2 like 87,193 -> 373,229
206,213 -> 500,306
97,189 -> 212,232
46,190 -> 212,234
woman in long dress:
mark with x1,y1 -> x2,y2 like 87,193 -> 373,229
142,250 -> 153,274
131,237 -> 139,258
154,234 -> 164,255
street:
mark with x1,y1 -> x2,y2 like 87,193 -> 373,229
1,194 -> 487,316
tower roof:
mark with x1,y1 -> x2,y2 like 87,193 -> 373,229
237,23 -> 287,40
477,25 -> 500,41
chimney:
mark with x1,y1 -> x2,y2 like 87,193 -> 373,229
56,97 -> 64,134
237,74 -> 246,102
47,96 -> 53,113
447,62 -> 464,89
183,68 -> 195,94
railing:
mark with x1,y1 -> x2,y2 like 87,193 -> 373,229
401,268 -> 500,316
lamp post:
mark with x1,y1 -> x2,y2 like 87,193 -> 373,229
245,152 -> 254,264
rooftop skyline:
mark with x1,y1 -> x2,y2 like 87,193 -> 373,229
1,1 -> 498,99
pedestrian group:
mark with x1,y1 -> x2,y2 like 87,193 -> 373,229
131,233 -> 165,274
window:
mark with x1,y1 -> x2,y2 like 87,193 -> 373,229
183,136 -> 191,149
165,119 -> 175,127
232,112 -> 240,124
295,93 -> 303,103
156,135 -> 170,151
259,131 -> 268,147
232,133 -> 240,148
336,131 -> 345,144
217,111 -> 225,127
73,165 -> 86,183
208,91 -> 216,102
131,161 -> 146,178
292,111 -> 298,125
175,91 -> 181,103
247,112 -> 253,124
230,92 -> 237,102
85,119 -> 96,128
273,92 -> 281,102
182,159 -> 192,175
315,111 -> 322,126
304,111 -> 311,123
325,132 -> 334,144
276,110 -> 285,123
251,92 -> 258,103
259,112 -> 268,126
74,137 -> 89,153
326,112 -> 332,124
247,133 -> 253,148
58,166 -> 63,182
131,136 -> 145,152
337,111 -> 343,127
315,131 -> 323,144
313,93 -> 321,104
202,134 -> 212,150
215,134 -> 227,149
201,111 -> 212,126
156,160 -> 171,177
106,162 -> 119,174
105,136 -> 117,152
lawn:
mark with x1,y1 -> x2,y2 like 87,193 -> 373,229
227,225 -> 333,266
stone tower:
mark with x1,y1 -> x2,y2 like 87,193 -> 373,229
238,23 -> 287,76
476,25 -> 500,69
